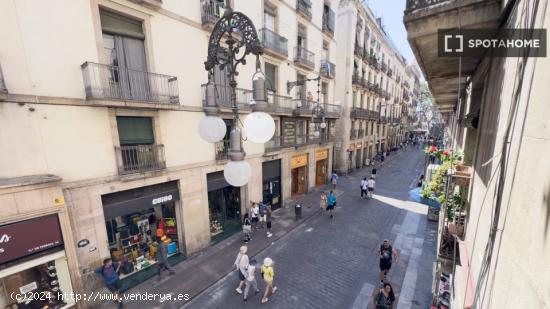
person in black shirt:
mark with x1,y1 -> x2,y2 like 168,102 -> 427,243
377,239 -> 398,281
372,282 -> 395,309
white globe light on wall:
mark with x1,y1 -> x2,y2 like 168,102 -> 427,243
223,160 -> 252,187
243,112 -> 275,143
320,122 -> 327,129
314,131 -> 320,138
198,116 -> 227,143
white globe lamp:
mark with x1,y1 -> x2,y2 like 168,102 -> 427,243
243,112 -> 275,143
320,122 -> 327,129
224,160 -> 252,187
198,116 -> 227,143
309,122 -> 316,130
314,130 -> 320,138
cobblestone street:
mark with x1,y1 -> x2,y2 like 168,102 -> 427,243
183,148 -> 437,309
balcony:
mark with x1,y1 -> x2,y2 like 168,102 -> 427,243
323,103 -> 342,118
260,28 -> 288,59
350,107 -> 369,119
265,135 -> 282,153
200,0 -> 225,27
215,140 -> 230,161
352,73 -> 362,87
370,110 -> 381,120
81,62 -> 179,104
322,7 -> 335,36
116,144 -> 166,175
320,59 -> 336,79
296,0 -> 312,20
201,83 -> 251,111
292,100 -> 341,119
404,0 -> 501,115
0,63 -> 7,100
388,68 -> 393,77
403,92 -> 410,101
294,46 -> 315,70
381,62 -> 387,73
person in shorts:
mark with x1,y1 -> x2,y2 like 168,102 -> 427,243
367,176 -> 376,198
326,190 -> 337,218
234,245 -> 249,294
266,205 -> 273,238
360,177 -> 368,199
331,172 -> 338,188
377,239 -> 398,281
250,203 -> 259,230
94,258 -> 123,306
258,202 -> 268,228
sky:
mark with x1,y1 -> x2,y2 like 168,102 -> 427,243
364,0 -> 414,62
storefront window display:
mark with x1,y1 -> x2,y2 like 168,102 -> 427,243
101,181 -> 181,280
208,187 -> 241,240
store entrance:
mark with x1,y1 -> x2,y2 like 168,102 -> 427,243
208,186 -> 241,243
356,148 -> 362,169
263,178 -> 281,210
291,166 -> 307,196
315,159 -> 327,186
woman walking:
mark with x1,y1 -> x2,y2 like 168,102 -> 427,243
243,259 -> 260,301
243,213 -> 252,243
373,282 -> 396,309
234,246 -> 249,295
261,257 -> 277,303
319,192 -> 327,215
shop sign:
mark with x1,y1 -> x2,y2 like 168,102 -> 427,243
0,215 -> 63,265
315,149 -> 328,161
152,195 -> 173,205
291,154 -> 308,169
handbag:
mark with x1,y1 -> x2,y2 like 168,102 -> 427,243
243,225 -> 252,233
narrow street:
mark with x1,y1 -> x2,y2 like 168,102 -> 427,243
184,148 -> 437,309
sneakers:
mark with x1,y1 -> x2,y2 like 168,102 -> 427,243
273,286 -> 278,294
261,298 -> 269,303
236,288 -> 243,294
267,233 -> 273,238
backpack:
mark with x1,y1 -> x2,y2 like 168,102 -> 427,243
259,203 -> 268,215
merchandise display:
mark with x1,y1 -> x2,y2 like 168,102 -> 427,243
105,204 -> 179,279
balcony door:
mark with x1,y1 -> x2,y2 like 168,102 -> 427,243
117,116 -> 156,172
213,51 -> 232,107
264,7 -> 276,31
101,10 -> 149,101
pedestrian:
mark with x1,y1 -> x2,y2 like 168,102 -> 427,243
261,257 -> 277,303
93,258 -> 123,307
266,205 -> 273,238
372,166 -> 378,179
156,236 -> 176,282
372,282 -> 396,309
417,174 -> 425,187
259,202 -> 268,228
326,190 -> 337,219
367,176 -> 376,198
243,258 -> 260,301
360,177 -> 368,199
243,213 -> 252,242
234,245 -> 249,295
377,239 -> 398,282
331,172 -> 338,188
251,202 -> 260,230
319,191 -> 328,214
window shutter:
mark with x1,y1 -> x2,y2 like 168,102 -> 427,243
117,117 -> 154,145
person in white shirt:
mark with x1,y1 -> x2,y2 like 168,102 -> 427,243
360,177 -> 368,199
243,259 -> 260,301
234,246 -> 249,294
367,176 -> 376,198
250,203 -> 260,230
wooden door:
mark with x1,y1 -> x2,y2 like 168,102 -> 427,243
316,160 -> 326,186
291,168 -> 299,196
297,166 -> 307,195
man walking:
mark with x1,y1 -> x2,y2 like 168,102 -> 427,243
234,246 -> 249,294
326,190 -> 337,220
266,205 -> 273,238
93,258 -> 123,307
156,236 -> 176,282
367,176 -> 376,198
377,239 -> 398,282
360,177 -> 368,199
372,166 -> 377,179
331,172 -> 338,188
258,202 -> 268,229
251,202 -> 260,230
243,258 -> 260,301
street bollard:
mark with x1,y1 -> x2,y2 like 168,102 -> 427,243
294,204 -> 302,220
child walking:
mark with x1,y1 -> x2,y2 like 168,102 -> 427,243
243,259 -> 260,301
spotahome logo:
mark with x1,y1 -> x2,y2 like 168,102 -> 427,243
438,29 -> 546,57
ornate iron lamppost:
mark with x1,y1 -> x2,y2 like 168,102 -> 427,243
198,7 -> 275,187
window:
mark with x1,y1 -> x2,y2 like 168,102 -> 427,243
117,117 -> 154,146
360,93 -> 364,109
296,73 -> 306,99
322,40 -> 329,61
264,6 -> 276,31
265,63 -> 277,92
297,24 -> 307,49
322,82 -> 329,103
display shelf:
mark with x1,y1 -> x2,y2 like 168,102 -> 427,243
119,259 -> 157,280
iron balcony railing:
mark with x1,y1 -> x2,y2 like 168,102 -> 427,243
388,68 -> 393,77
81,62 -> 179,104
201,83 -> 252,110
267,91 -> 295,113
350,107 -> 368,119
323,103 -> 342,118
405,0 -> 447,12
0,63 -> 6,94
265,135 -> 282,152
320,59 -> 336,79
381,62 -> 387,73
260,28 -> 288,57
403,92 -> 411,101
294,46 -> 315,69
116,144 -> 166,175
201,0 -> 225,25
296,0 -> 312,19
322,7 -> 335,35
371,110 -> 380,120
215,140 -> 230,161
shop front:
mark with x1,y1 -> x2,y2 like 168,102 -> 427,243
0,215 -> 75,309
101,181 -> 183,287
291,153 -> 308,197
207,172 -> 241,244
315,149 -> 329,186
263,160 -> 282,210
